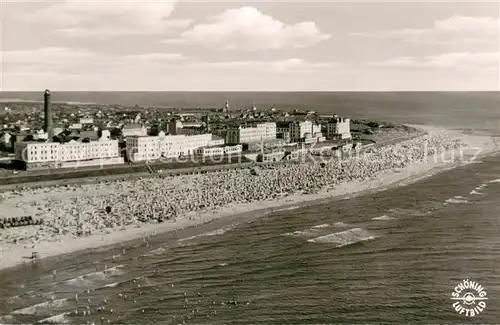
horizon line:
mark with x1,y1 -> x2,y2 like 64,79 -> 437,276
1,90 -> 499,93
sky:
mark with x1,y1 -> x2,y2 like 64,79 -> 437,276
0,0 -> 499,91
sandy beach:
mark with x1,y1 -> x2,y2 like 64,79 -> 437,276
0,125 -> 497,271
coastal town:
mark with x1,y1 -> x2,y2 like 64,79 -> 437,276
0,90 -> 488,271
0,90 -> 403,175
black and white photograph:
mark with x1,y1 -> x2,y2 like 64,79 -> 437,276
0,0 -> 499,324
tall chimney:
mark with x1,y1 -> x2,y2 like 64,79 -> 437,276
44,89 -> 53,141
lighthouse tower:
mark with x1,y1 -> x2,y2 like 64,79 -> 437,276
224,100 -> 229,112
44,89 -> 53,141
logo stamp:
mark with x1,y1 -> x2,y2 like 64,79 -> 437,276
451,279 -> 488,317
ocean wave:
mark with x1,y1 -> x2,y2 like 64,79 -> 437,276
143,246 -> 168,257
64,275 -> 92,286
0,315 -> 14,323
476,184 -> 488,190
372,215 -> 396,221
63,265 -> 125,286
6,295 -> 21,304
488,178 -> 500,183
387,208 -> 429,217
104,282 -> 119,288
282,229 -> 317,237
37,313 -> 70,324
11,298 -> 69,316
469,190 -> 484,195
445,198 -> 469,204
311,223 -> 330,229
275,206 -> 300,212
307,228 -> 377,247
333,222 -> 350,227
178,227 -> 232,242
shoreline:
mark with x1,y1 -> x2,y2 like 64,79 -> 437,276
0,124 -> 498,272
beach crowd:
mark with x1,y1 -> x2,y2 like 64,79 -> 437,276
0,133 -> 468,244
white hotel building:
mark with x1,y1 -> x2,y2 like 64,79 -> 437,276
126,132 -> 224,162
226,122 -> 277,145
326,117 -> 351,140
289,121 -> 322,142
14,138 -> 123,169
277,120 -> 323,142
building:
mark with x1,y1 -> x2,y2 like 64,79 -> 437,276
122,123 -> 147,137
276,131 -> 291,143
80,117 -> 94,125
0,132 -> 12,149
226,122 -> 277,145
14,137 -> 123,170
326,116 -> 351,140
288,121 -> 322,142
276,120 -> 323,142
69,123 -> 82,131
301,132 -> 326,144
33,130 -> 48,141
276,122 -> 290,134
257,151 -> 285,163
126,132 -> 224,162
196,144 -> 243,157
166,119 -> 180,135
166,119 -> 205,135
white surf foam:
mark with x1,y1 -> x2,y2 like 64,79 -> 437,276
179,227 -> 232,242
7,295 -> 21,303
143,246 -> 168,257
311,223 -> 330,229
469,190 -> 484,195
475,184 -> 488,190
104,282 -> 119,288
488,178 -> 500,183
0,315 -> 14,323
333,222 -> 349,227
275,206 -> 299,212
283,223 -> 333,237
372,215 -> 395,221
38,313 -> 70,324
445,198 -> 469,204
11,298 -> 68,316
282,229 -> 318,237
387,208 -> 429,217
64,265 -> 125,286
307,228 -> 377,247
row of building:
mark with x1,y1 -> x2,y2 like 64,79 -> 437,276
224,118 -> 350,144
13,116 -> 351,170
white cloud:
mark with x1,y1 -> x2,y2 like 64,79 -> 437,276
3,47 -> 190,74
368,52 -> 499,70
19,0 -> 192,36
188,58 -> 335,73
350,15 -> 499,44
434,15 -> 499,34
162,6 -> 330,50
2,47 -> 332,77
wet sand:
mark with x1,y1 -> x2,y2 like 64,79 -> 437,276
0,125 -> 497,271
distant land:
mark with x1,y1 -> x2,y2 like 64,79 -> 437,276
0,91 -> 499,133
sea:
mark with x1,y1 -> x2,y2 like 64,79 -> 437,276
0,92 -> 499,324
